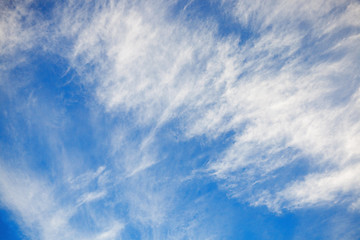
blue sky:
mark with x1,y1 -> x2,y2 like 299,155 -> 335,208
1,0 -> 360,239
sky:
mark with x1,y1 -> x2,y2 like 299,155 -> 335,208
0,0 -> 360,239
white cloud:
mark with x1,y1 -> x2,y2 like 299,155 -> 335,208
57,0 -> 360,212
77,190 -> 107,206
0,0 -> 48,73
94,221 -> 124,240
0,1 -> 33,56
252,162 -> 360,212
0,163 -> 76,239
205,0 -> 360,211
68,166 -> 107,190
279,162 -> 360,209
0,162 -> 125,240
